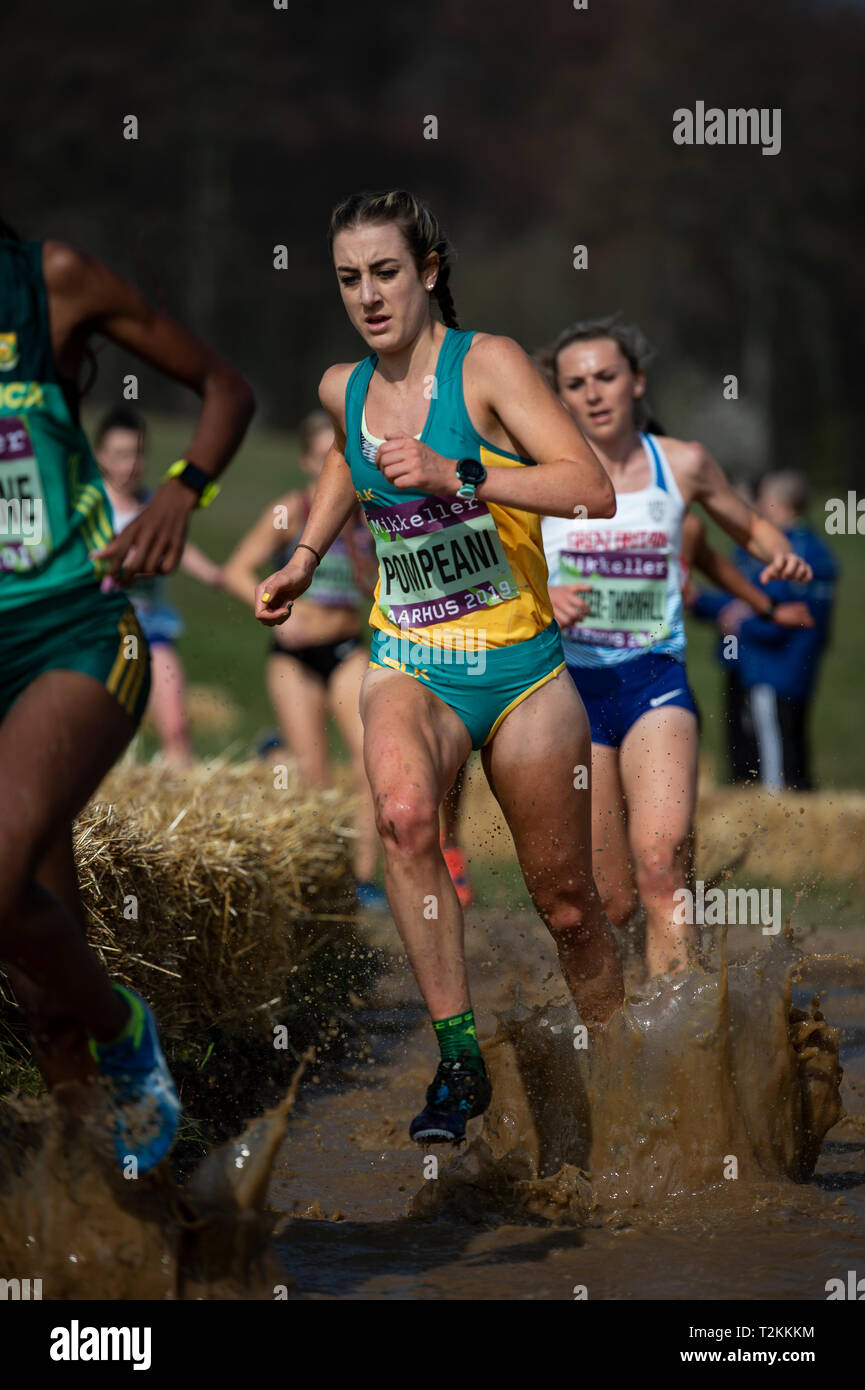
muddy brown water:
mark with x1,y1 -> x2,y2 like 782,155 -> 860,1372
1,912 -> 862,1300
270,912 -> 865,1301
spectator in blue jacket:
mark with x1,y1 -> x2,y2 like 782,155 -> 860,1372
691,472 -> 838,790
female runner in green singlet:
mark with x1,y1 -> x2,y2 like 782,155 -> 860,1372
0,219 -> 254,1172
254,190 -> 624,1145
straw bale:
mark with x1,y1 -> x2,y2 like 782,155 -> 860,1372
72,761 -> 359,1037
458,756 -> 865,885
695,786 -> 865,885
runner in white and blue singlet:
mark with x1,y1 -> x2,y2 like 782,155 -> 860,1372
540,317 -> 813,980
543,428 -> 699,732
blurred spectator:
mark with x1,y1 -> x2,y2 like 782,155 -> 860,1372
691,471 -> 838,790
96,407 -> 224,766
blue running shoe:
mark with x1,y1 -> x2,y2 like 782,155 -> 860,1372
256,731 -> 282,759
409,1055 -> 492,1144
355,881 -> 389,912
89,985 -> 181,1175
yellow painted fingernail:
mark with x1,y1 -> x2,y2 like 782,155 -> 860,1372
261,592 -> 270,602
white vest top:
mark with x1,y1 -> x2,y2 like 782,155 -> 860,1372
541,433 -> 686,668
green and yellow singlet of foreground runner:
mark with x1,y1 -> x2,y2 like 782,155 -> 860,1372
346,324 -> 564,748
0,237 -> 149,722
0,224 -> 253,1174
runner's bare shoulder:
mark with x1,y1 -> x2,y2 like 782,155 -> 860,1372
464,332 -> 538,380
41,240 -> 91,290
462,334 -> 549,435
40,241 -> 121,315
318,362 -> 358,436
655,437 -> 713,488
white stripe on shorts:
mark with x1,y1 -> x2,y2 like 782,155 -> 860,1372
749,683 -> 785,790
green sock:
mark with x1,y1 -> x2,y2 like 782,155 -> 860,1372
433,1009 -> 483,1070
90,985 -> 145,1058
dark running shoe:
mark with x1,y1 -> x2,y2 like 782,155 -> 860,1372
409,1055 -> 492,1144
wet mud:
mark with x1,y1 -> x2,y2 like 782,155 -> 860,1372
412,936 -> 844,1223
1,913 -> 863,1300
0,1076 -> 302,1300
272,914 -> 863,1300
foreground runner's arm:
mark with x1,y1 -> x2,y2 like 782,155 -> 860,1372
679,445 -> 813,586
42,241 -> 255,582
374,336 -> 616,520
254,364 -> 360,625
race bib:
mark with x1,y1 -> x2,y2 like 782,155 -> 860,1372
0,415 -> 51,573
367,492 -> 519,628
559,548 -> 669,649
304,538 -> 360,608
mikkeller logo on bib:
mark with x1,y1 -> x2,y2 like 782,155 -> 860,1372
0,333 -> 20,371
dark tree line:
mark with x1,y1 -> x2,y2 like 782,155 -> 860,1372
3,0 -> 862,485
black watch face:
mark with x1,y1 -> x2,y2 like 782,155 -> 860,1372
458,458 -> 484,484
181,463 -> 208,493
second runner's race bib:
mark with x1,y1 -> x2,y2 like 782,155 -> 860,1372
559,547 -> 670,650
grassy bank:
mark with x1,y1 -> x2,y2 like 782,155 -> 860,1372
88,410 -> 863,788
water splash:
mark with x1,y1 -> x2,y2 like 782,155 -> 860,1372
412,937 -> 843,1223
0,1067 -> 306,1300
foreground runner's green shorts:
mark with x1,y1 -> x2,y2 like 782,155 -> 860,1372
0,583 -> 151,725
369,620 -> 566,749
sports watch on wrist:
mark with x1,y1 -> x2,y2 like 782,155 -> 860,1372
455,457 -> 486,500
163,459 -> 221,509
